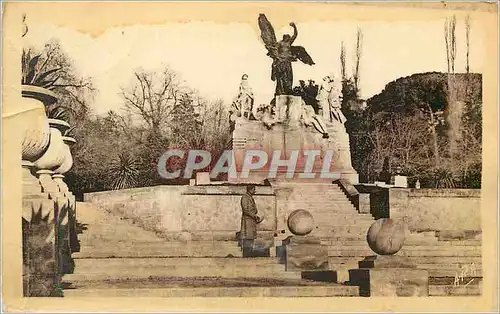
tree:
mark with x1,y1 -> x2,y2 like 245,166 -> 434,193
23,40 -> 97,197
121,67 -> 184,137
444,15 -> 462,156
353,28 -> 363,92
360,72 -> 482,188
340,41 -> 347,82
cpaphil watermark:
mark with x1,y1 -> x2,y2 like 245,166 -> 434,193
157,149 -> 342,180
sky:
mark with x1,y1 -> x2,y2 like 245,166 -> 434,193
23,17 -> 485,116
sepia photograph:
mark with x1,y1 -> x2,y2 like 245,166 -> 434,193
1,1 -> 498,312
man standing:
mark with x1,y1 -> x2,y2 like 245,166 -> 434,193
240,185 -> 263,257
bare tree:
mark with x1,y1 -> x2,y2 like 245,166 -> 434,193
28,40 -> 95,122
465,15 -> 471,74
444,16 -> 457,74
419,103 -> 440,167
340,41 -> 347,82
444,15 -> 461,156
120,67 -> 184,136
353,28 -> 363,92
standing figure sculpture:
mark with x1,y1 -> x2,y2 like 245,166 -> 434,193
229,74 -> 255,130
238,74 -> 255,119
240,185 -> 264,257
316,76 -> 334,119
233,74 -> 255,120
328,79 -> 346,125
258,14 -> 315,96
317,75 -> 346,124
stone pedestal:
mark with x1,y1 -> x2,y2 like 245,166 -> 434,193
391,175 -> 408,188
274,95 -> 302,126
52,174 -> 80,252
22,162 -> 62,296
358,193 -> 371,214
231,119 -> 358,183
22,195 -> 61,296
283,235 -> 328,271
349,255 -> 429,297
196,172 -> 211,185
37,170 -> 73,275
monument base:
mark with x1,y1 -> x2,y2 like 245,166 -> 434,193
283,235 -> 328,271
231,109 -> 358,184
348,255 -> 429,297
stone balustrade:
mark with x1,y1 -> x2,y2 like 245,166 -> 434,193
20,84 -> 78,297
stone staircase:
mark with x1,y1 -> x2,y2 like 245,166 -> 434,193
275,182 -> 375,238
273,182 -> 482,296
64,183 -> 482,297
62,202 -> 357,297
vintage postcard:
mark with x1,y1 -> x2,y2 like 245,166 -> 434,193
2,1 -> 498,312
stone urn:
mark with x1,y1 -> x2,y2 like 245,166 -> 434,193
34,119 -> 70,197
54,136 -> 76,175
20,85 -> 56,162
34,119 -> 70,171
20,85 -> 57,195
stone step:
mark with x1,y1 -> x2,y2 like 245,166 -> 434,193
66,262 -> 298,281
315,219 -> 374,226
143,231 -> 276,242
429,284 -> 481,296
63,285 -> 359,297
316,218 -> 372,224
316,220 -> 373,228
328,256 -> 482,265
289,208 -> 358,215
328,249 -> 373,257
425,268 -> 483,277
323,266 -> 482,280
400,246 -> 481,252
403,239 -> 482,246
287,201 -> 354,207
315,228 -> 369,238
73,257 -> 279,269
78,238 -> 241,247
417,262 -> 482,269
320,235 -> 367,241
396,249 -> 481,257
73,243 -> 243,258
286,194 -> 349,198
404,256 -> 482,264
321,240 -> 370,249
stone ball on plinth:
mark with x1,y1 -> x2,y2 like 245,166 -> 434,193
287,209 -> 314,236
367,218 -> 405,255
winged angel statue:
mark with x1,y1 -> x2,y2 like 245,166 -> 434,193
258,14 -> 315,96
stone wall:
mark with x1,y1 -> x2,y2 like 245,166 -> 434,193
84,185 -> 276,236
388,188 -> 481,232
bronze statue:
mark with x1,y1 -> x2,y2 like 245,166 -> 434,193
258,14 -> 315,96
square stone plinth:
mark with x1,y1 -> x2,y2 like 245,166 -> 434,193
349,255 -> 429,297
358,255 -> 416,268
284,236 -> 328,271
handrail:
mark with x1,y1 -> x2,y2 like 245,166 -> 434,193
334,179 -> 360,212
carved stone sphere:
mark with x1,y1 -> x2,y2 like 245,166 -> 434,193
367,218 -> 405,255
287,209 -> 314,236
